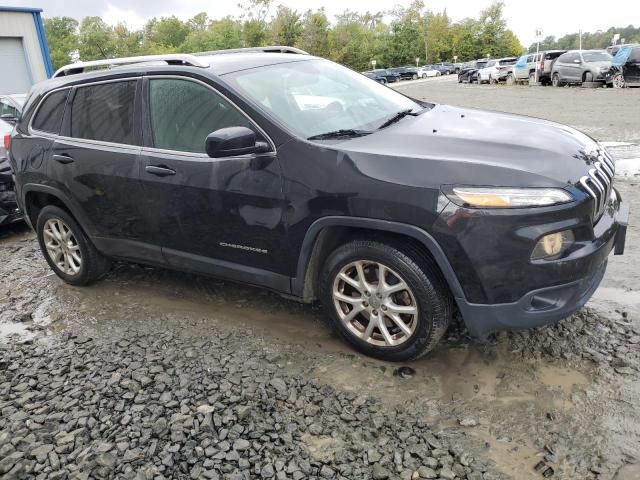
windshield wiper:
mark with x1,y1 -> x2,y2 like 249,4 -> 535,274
307,129 -> 371,141
377,108 -> 420,130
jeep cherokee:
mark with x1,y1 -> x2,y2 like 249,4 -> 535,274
8,47 -> 628,361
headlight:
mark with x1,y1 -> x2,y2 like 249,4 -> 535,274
449,187 -> 573,208
531,230 -> 574,260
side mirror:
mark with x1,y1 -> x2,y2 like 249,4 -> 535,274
0,113 -> 17,125
205,126 -> 269,158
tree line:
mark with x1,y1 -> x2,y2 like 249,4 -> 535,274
528,25 -> 640,53
44,0 -> 524,72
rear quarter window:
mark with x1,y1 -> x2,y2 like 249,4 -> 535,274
70,81 -> 137,145
32,89 -> 69,134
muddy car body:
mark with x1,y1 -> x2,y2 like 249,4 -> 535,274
9,48 -> 629,361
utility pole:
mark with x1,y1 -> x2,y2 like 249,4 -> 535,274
535,28 -> 542,83
579,29 -> 582,50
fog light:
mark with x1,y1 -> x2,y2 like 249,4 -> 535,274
531,230 -> 574,260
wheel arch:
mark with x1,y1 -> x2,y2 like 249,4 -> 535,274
292,216 -> 466,304
22,184 -> 94,235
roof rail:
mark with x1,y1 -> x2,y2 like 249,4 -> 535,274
52,54 -> 209,78
194,46 -> 309,56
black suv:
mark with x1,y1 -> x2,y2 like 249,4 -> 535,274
9,47 -> 628,361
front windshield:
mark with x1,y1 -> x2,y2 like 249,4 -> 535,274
582,51 -> 612,62
225,59 -> 421,139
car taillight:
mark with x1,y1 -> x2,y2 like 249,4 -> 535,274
3,133 -> 10,151
540,57 -> 545,70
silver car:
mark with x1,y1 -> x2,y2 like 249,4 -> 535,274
551,50 -> 612,86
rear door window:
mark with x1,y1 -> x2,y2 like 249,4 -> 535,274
70,81 -> 137,144
628,48 -> 640,62
32,89 -> 69,134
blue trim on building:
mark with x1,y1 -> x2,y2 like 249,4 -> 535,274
0,6 -> 43,13
32,11 -> 53,77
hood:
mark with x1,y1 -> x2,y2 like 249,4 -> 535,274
334,104 -> 601,189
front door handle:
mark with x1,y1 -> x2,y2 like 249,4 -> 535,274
145,165 -> 176,177
53,154 -> 74,164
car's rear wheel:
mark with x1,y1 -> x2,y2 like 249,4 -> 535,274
612,73 -> 626,88
552,73 -> 561,87
320,240 -> 452,361
488,74 -> 494,84
506,74 -> 515,86
422,73 -> 427,79
36,205 -> 111,286
379,78 -> 387,84
529,72 -> 537,85
584,71 -> 594,83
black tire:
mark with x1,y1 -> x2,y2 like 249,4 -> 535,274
506,74 -> 515,86
36,205 -> 111,286
412,74 -> 418,80
529,72 -> 536,85
379,78 -> 387,84
552,73 -> 561,87
422,73 -> 427,79
584,71 -> 593,83
612,73 -> 625,88
320,240 -> 452,362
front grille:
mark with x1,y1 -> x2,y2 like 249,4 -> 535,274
578,147 -> 615,222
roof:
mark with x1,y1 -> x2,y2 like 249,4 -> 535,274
26,52 -> 319,98
0,6 -> 43,13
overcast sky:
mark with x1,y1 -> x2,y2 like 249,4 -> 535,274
6,0 -> 638,46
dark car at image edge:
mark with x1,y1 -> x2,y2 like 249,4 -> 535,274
9,47 -> 629,361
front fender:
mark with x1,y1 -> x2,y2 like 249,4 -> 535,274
291,216 -> 467,302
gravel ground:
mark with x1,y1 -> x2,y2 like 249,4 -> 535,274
2,79 -> 640,480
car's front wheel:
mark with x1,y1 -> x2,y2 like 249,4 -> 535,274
552,73 -> 561,87
612,73 -> 626,88
320,240 -> 452,361
36,205 -> 111,286
412,74 -> 418,80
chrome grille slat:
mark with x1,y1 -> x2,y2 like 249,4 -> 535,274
578,146 -> 615,223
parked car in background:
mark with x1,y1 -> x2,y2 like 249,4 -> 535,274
552,50 -> 612,86
1,119 -> 21,225
432,63 -> 455,75
388,67 -> 419,80
478,57 -> 518,84
363,70 -> 391,84
0,93 -> 27,125
417,65 -> 441,78
605,44 -> 640,88
453,63 -> 464,74
366,69 -> 401,83
9,48 -> 628,360
508,50 -> 566,85
457,60 -> 488,83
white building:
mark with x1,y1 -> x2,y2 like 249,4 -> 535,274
0,6 -> 53,94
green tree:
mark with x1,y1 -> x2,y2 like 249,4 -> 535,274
424,10 -> 451,62
43,16 -> 78,70
78,16 -> 116,60
387,1 -> 426,66
238,0 -> 273,46
270,6 -> 302,46
298,9 -> 330,57
181,18 -> 243,53
143,16 -> 190,51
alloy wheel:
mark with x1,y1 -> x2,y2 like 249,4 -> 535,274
43,218 -> 82,276
332,260 -> 418,347
613,73 -> 626,88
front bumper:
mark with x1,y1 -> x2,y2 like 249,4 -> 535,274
457,201 -> 628,339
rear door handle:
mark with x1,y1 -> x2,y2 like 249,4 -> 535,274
53,154 -> 74,164
145,165 -> 176,177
